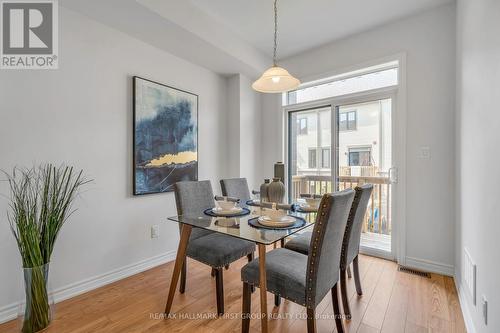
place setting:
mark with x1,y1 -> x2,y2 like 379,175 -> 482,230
295,194 -> 322,213
248,202 -> 306,230
204,196 -> 251,217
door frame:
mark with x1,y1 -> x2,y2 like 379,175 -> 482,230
283,56 -> 407,263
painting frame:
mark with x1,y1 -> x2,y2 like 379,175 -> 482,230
133,76 -> 199,196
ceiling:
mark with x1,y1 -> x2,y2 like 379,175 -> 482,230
190,0 -> 453,59
61,0 -> 453,77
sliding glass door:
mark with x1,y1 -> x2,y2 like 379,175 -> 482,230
336,98 -> 394,256
287,95 -> 397,259
288,106 -> 332,202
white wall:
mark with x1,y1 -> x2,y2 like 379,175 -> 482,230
239,75 -> 262,191
226,75 -> 241,179
225,74 -> 262,191
261,4 -> 457,273
456,0 -> 500,332
260,94 -> 284,180
0,7 -> 230,320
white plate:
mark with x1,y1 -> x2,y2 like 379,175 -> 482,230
212,207 -> 243,215
258,216 -> 296,228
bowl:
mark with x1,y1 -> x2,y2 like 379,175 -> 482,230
262,208 -> 287,221
217,200 -> 237,210
305,197 -> 321,208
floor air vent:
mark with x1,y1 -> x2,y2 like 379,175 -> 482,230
398,265 -> 431,278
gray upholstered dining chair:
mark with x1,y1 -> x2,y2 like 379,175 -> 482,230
241,189 -> 355,333
284,184 -> 373,319
220,177 -> 251,206
174,180 -> 256,316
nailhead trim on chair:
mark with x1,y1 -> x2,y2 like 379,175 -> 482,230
241,194 -> 337,309
340,187 -> 362,271
305,194 -> 334,309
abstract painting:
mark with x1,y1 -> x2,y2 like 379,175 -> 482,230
133,76 -> 198,195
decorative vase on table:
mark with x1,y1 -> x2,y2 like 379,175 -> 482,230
267,177 -> 285,203
274,162 -> 285,183
259,179 -> 270,203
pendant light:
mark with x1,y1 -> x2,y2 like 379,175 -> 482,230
252,0 -> 300,93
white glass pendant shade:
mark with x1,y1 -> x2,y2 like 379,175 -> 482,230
252,66 -> 300,93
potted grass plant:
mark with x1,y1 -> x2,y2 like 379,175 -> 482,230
4,164 -> 89,333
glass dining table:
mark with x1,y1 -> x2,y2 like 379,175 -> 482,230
164,206 -> 317,333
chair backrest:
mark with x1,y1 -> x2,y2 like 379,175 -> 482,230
305,189 -> 355,308
220,178 -> 251,204
341,184 -> 374,269
174,180 -> 215,217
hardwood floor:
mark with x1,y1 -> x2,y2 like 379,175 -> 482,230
0,254 -> 466,333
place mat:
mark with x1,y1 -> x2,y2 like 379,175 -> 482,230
247,216 -> 306,230
204,207 -> 251,218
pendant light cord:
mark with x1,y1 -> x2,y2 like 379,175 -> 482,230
273,0 -> 278,66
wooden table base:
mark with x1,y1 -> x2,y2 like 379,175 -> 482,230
164,225 -> 269,333
164,224 -> 192,315
258,244 -> 268,333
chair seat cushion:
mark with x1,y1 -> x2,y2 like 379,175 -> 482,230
284,232 -> 312,255
187,233 -> 255,268
241,248 -> 308,306
190,227 -> 213,241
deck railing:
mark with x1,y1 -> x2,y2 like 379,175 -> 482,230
291,172 -> 391,235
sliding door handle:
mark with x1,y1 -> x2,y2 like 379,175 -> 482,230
388,167 -> 398,184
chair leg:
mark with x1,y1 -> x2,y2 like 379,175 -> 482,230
280,239 -> 285,248
179,258 -> 186,294
306,308 -> 316,333
211,267 -> 216,277
347,265 -> 352,278
274,294 -> 281,307
340,269 -> 351,320
247,253 -> 255,293
353,255 -> 363,296
242,282 -> 252,333
331,283 -> 345,333
215,268 -> 224,316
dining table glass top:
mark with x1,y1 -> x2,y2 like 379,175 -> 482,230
167,206 -> 317,245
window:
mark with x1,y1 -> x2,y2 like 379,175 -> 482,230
308,149 -> 317,168
321,148 -> 330,168
283,61 -> 398,106
339,111 -> 357,131
348,147 -> 372,166
297,118 -> 308,135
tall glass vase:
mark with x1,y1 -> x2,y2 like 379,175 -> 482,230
20,264 -> 52,333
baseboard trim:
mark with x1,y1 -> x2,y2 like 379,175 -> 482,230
405,256 -> 454,276
0,250 -> 177,324
456,281 -> 477,333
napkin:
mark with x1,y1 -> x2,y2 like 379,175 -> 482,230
214,195 -> 240,203
300,194 -> 323,199
259,202 -> 296,212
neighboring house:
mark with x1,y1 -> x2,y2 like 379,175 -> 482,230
292,99 -> 392,177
